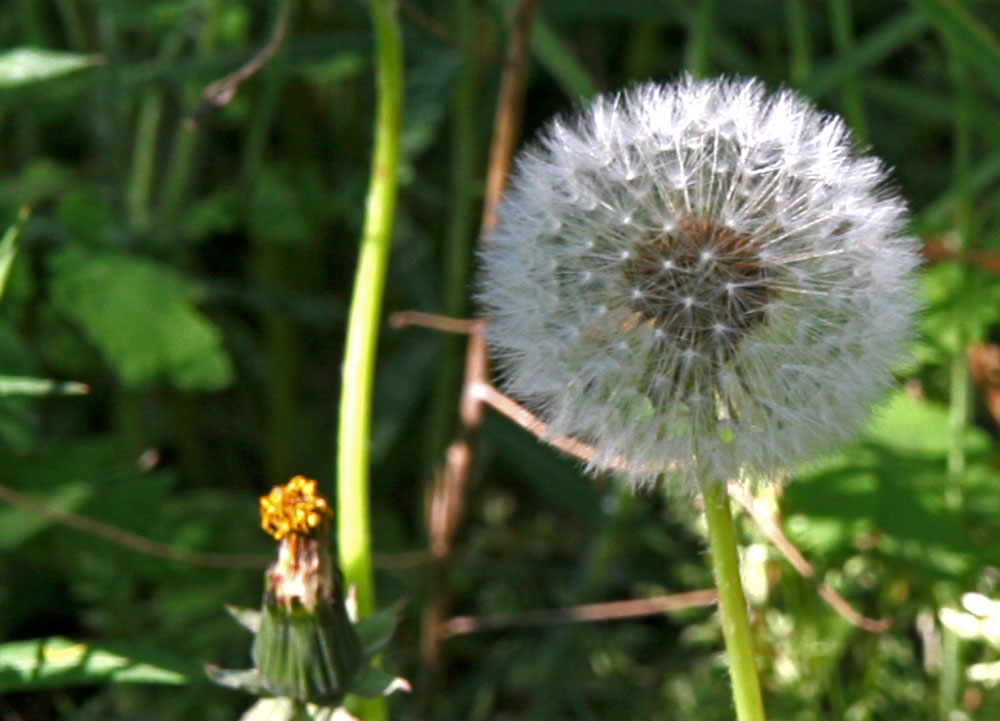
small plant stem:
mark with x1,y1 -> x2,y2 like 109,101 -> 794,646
701,481 -> 767,721
946,51 -> 972,502
336,0 -> 403,719
157,1 -> 222,246
940,51 -> 972,721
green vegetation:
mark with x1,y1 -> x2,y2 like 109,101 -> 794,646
1,1 -> 1000,719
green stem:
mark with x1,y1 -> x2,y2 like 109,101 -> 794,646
336,1 -> 403,719
946,52 -> 971,508
701,482 -> 767,721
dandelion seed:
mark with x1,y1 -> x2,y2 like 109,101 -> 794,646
478,76 -> 920,489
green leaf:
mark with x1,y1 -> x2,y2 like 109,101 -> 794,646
919,263 -> 1000,361
865,391 -> 992,458
785,393 -> 984,576
355,600 -> 405,657
226,605 -> 262,634
0,376 -> 88,396
49,248 -> 234,390
0,637 -> 194,691
0,48 -> 102,88
348,665 -> 410,698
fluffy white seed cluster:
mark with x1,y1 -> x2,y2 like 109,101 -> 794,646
478,76 -> 920,489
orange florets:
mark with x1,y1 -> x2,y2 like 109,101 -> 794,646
259,476 -> 332,540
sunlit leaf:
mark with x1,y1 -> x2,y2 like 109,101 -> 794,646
0,637 -> 194,691
0,48 -> 101,88
0,376 -> 88,396
49,248 -> 234,390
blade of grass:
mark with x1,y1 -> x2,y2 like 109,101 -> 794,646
0,207 -> 29,301
803,10 -> 927,98
909,0 -> 1000,98
826,0 -> 868,143
685,0 -> 715,78
786,0 -> 812,86
501,1 -> 597,100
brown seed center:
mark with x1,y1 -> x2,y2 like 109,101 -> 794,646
623,218 -> 771,358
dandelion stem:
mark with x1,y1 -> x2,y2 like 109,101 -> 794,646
336,0 -> 403,718
701,481 -> 767,721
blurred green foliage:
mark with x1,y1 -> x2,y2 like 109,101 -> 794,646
1,1 -> 1000,720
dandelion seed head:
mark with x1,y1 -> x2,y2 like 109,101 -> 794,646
477,76 -> 920,490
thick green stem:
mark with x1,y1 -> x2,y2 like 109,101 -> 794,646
701,482 -> 767,721
336,1 -> 403,719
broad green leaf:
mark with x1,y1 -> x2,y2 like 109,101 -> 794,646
0,637 -> 194,691
919,263 -> 1000,361
0,48 -> 101,88
49,248 -> 234,390
866,391 -> 992,458
786,393 -> 983,576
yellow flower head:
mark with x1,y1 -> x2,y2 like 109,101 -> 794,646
259,476 -> 332,540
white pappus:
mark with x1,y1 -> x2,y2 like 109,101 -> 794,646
477,76 -> 921,490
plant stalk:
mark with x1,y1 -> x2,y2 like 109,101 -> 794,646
336,0 -> 403,719
701,481 -> 767,721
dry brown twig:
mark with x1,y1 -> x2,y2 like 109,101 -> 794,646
188,0 -> 294,127
441,589 -> 719,637
0,482 -> 269,569
400,308 -> 892,634
419,0 -> 539,702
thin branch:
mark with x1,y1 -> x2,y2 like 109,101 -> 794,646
421,0 -> 538,702
188,0 -> 294,127
399,0 -> 465,50
389,310 -> 484,335
473,381 -> 597,463
967,342 -> 1000,426
0,482 -> 268,569
726,483 -> 891,633
476,378 -> 891,634
392,303 -> 898,634
441,589 -> 719,637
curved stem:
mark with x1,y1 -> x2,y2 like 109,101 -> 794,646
701,482 -> 768,721
336,0 -> 403,719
